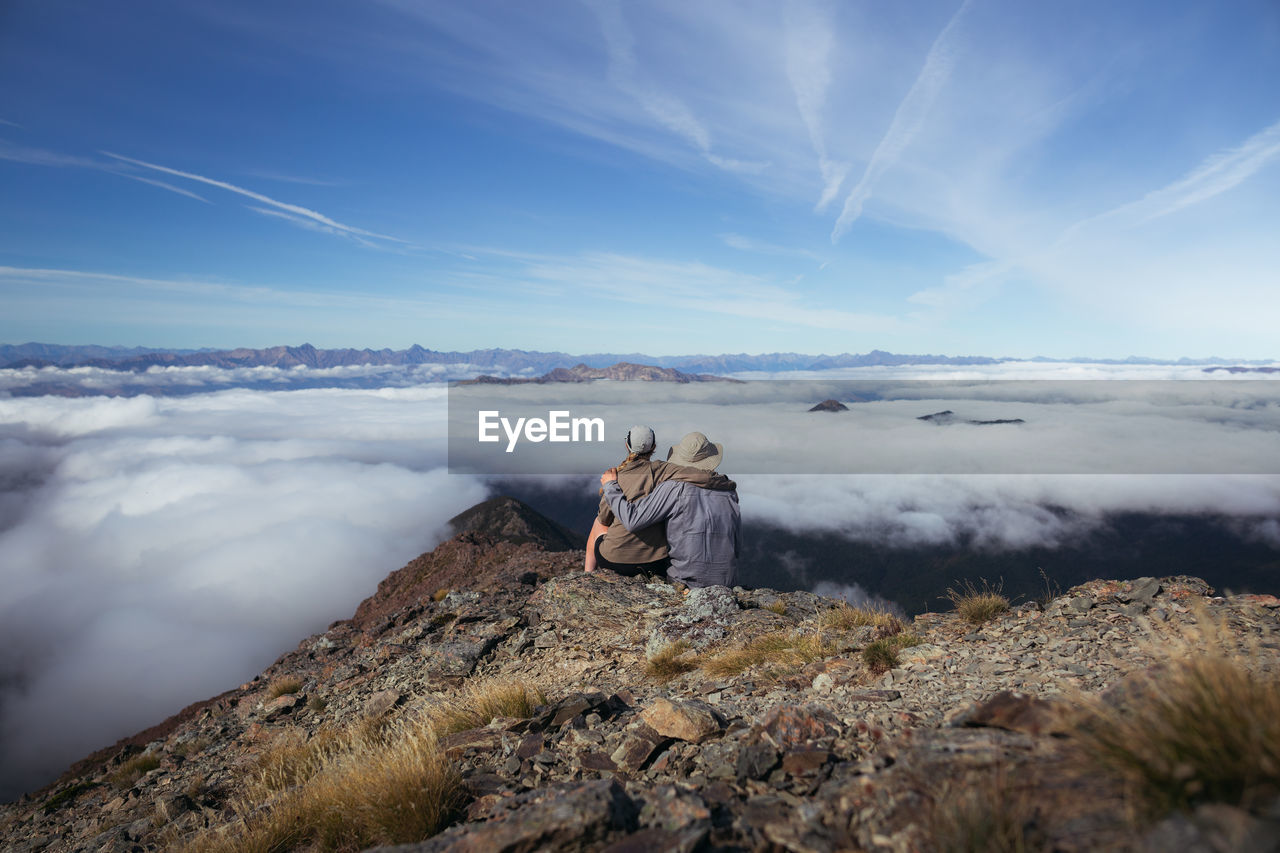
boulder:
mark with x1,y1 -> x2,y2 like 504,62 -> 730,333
641,698 -> 725,744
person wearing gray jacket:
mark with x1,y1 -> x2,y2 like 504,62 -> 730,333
600,431 -> 741,589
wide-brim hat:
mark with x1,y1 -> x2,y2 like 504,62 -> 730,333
667,431 -> 723,470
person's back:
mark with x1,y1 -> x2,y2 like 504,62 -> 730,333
593,453 -> 670,567
586,425 -> 672,576
601,431 -> 740,588
616,477 -> 740,587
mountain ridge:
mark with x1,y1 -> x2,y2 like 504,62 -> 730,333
3,497 -> 1278,852
458,362 -> 741,385
5,342 -> 1274,373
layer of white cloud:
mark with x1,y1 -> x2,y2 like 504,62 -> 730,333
0,386 -> 487,801
449,370 -> 1280,475
1,364 -> 1278,800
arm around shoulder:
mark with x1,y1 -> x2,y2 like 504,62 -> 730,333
603,479 -> 679,532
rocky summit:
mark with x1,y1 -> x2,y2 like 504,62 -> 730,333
3,498 -> 1279,853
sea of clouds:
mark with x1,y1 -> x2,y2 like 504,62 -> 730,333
1,362 -> 1278,800
0,384 -> 487,801
450,376 -> 1280,475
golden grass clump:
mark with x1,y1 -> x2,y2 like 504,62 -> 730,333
645,640 -> 698,681
861,633 -> 923,675
947,579 -> 1010,626
429,679 -> 547,737
108,753 -> 160,790
265,676 -> 303,700
820,601 -> 904,635
1070,642 -> 1280,816
182,676 -> 546,852
250,727 -> 350,797
186,720 -> 462,853
763,600 -> 788,616
249,713 -> 395,800
700,631 -> 835,679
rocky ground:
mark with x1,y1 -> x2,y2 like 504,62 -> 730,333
3,497 -> 1279,852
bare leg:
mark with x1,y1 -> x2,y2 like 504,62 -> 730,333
584,519 -> 608,572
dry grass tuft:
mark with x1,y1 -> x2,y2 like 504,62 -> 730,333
1033,568 -> 1061,610
183,676 -> 546,852
645,640 -> 698,681
820,601 -> 904,635
109,753 -> 160,790
429,679 -> 546,737
922,769 -> 1045,853
431,588 -> 451,602
700,631 -> 835,679
249,714 -> 393,799
186,720 -> 462,853
947,579 -> 1010,626
250,727 -> 349,797
861,633 -> 922,674
265,676 -> 303,700
763,600 -> 788,616
1070,637 -> 1280,817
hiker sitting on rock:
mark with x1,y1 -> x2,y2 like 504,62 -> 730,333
585,425 -> 728,576
599,431 -> 740,589
585,425 -> 672,577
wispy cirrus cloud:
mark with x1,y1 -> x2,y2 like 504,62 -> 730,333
784,0 -> 847,211
719,232 -> 825,264
516,250 -> 903,333
908,116 -> 1280,330
831,0 -> 972,242
1133,118 -> 1280,224
100,152 -> 408,248
0,265 -> 290,303
0,140 -> 210,202
0,140 -> 103,169
1060,116 -> 1280,241
117,173 -> 210,203
0,265 -> 439,313
241,169 -> 349,187
248,207 -> 380,249
587,0 -> 768,175
1,139 -> 399,247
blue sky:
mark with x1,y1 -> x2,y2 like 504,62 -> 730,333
1,0 -> 1278,358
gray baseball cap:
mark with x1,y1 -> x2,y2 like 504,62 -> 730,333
625,425 -> 656,454
667,431 -> 723,470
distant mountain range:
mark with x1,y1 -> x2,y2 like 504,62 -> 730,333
2,342 -> 1273,373
459,362 -> 740,384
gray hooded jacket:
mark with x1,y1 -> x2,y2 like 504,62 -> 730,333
602,475 -> 741,588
